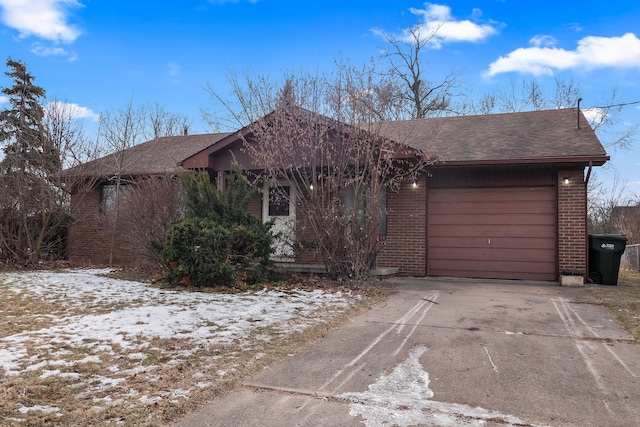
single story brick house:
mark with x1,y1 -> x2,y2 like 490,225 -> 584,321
66,107 -> 608,282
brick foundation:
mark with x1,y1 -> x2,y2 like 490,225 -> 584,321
557,168 -> 587,279
377,177 -> 427,276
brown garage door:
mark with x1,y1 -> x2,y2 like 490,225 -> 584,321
428,187 -> 557,281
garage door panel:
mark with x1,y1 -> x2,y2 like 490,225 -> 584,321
429,199 -> 556,215
428,187 -> 557,281
430,204 -> 555,215
430,258 -> 556,273
429,265 -> 556,281
431,247 -> 556,263
429,187 -> 555,203
430,212 -> 556,226
429,225 -> 556,239
429,236 -> 556,250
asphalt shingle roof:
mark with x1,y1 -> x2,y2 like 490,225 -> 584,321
64,133 -> 232,178
65,108 -> 607,178
372,108 -> 607,164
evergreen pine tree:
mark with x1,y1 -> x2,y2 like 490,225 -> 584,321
0,58 -> 63,264
0,58 -> 59,174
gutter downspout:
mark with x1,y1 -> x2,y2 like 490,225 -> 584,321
584,160 -> 593,282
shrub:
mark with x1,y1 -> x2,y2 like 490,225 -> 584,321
158,166 -> 274,288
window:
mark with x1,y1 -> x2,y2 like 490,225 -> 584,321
343,184 -> 387,236
268,186 -> 290,217
100,184 -> 117,214
378,187 -> 387,236
100,183 -> 129,214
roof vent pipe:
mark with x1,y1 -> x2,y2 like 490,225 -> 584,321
576,98 -> 582,129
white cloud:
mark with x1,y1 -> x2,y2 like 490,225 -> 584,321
529,34 -> 557,48
30,42 -> 77,60
566,22 -> 583,33
46,101 -> 99,121
486,32 -> 640,77
406,3 -> 500,48
0,0 -> 83,43
0,95 -> 8,104
581,107 -> 606,127
167,62 -> 181,77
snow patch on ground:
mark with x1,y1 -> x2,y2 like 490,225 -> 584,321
341,346 -> 549,427
0,269 -> 356,376
17,404 -> 60,414
0,269 -> 359,422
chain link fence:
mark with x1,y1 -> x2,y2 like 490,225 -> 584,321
622,244 -> 640,271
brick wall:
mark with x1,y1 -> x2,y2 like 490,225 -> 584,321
67,187 -> 107,265
67,183 -> 321,268
293,205 -> 324,265
557,168 -> 587,278
377,176 -> 427,276
67,187 -> 152,267
69,168 -> 589,280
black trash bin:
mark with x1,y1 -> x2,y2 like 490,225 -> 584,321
588,234 -> 628,285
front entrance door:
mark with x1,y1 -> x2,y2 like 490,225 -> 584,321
263,183 -> 296,261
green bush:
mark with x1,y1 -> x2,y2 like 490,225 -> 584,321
158,166 -> 274,288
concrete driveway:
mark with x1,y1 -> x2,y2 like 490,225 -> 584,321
175,277 -> 640,427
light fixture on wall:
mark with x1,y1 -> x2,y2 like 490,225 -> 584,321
412,181 -> 418,188
563,177 -> 570,185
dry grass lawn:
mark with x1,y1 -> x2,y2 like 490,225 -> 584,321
0,269 -> 381,426
589,269 -> 640,341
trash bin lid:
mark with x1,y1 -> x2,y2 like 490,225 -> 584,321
588,234 -> 628,241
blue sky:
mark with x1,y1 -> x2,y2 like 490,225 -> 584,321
0,0 -> 639,197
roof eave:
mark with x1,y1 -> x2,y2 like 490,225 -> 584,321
180,131 -> 244,169
433,155 -> 609,167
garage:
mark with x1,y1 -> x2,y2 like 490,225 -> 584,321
427,187 -> 557,281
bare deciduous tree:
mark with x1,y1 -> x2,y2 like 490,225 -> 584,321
584,88 -> 638,151
116,175 -> 186,267
328,58 -> 409,122
45,99 -> 98,168
376,24 -> 461,119
614,199 -> 640,244
457,78 -> 582,115
202,70 -> 285,131
148,102 -> 191,139
460,77 -> 637,152
97,101 -> 191,265
207,70 -> 432,280
588,174 -> 633,235
44,100 -> 101,263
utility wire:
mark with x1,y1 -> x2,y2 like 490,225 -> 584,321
585,100 -> 640,109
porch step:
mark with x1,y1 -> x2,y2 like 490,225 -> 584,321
369,267 -> 400,276
275,263 -> 327,274
274,263 -> 399,277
